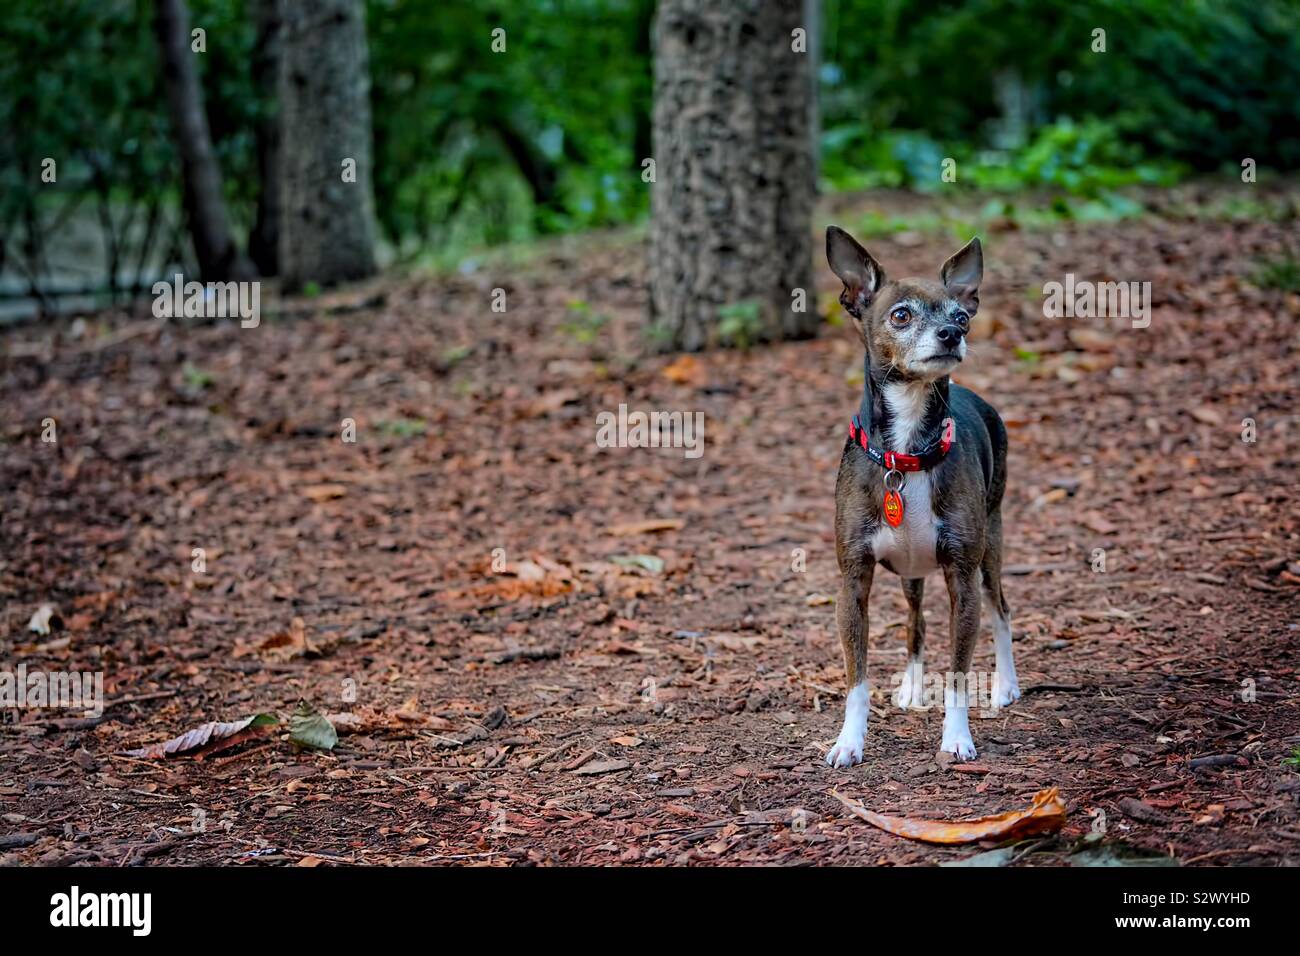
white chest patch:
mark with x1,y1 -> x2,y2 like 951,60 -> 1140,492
869,382 -> 940,578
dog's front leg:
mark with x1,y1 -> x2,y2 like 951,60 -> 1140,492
827,560 -> 874,768
940,564 -> 981,760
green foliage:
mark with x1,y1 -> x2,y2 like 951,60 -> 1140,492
966,120 -> 1182,195
377,417 -> 427,437
288,700 -> 338,751
181,363 -> 215,390
1252,255 -> 1300,293
559,299 -> 610,344
367,0 -> 654,252
717,301 -> 764,350
440,344 -> 473,367
822,0 -> 1300,178
2,0 -> 1297,287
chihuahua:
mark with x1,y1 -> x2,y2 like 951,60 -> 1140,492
823,226 -> 1017,767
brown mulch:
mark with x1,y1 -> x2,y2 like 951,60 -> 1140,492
2,185 -> 1299,866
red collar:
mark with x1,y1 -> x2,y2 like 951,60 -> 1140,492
847,415 -> 955,472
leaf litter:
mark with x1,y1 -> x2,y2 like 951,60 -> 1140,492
2,186 -> 1298,865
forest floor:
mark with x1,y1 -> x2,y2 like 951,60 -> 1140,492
2,184 -> 1299,867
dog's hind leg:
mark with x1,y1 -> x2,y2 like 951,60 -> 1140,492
827,560 -> 874,768
893,578 -> 927,709
981,510 -> 1020,708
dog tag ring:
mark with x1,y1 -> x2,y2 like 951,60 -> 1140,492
882,469 -> 905,527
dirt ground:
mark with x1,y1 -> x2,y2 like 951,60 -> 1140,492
2,185 -> 1299,866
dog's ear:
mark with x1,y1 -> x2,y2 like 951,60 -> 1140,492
826,226 -> 885,320
941,237 -> 983,314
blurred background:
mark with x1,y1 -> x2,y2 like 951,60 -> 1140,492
1,0 -> 1298,328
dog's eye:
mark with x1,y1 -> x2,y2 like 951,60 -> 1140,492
953,310 -> 969,328
889,306 -> 911,326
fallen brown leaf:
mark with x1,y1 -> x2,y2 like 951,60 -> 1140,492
607,518 -> 685,536
831,786 -> 1066,844
301,483 -> 348,502
124,713 -> 278,759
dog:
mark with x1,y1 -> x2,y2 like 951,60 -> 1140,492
823,226 -> 1017,767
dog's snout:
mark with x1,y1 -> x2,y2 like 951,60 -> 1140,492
936,324 -> 965,347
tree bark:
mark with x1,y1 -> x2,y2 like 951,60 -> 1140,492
649,0 -> 817,351
278,0 -> 378,291
248,0 -> 282,277
153,0 -> 252,281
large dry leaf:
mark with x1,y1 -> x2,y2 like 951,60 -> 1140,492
832,787 -> 1066,845
125,713 -> 278,759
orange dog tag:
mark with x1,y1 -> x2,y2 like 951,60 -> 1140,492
883,489 -> 904,527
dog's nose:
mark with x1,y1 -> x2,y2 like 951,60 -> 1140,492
936,324 -> 965,347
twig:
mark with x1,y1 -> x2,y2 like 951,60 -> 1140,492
520,739 -> 576,770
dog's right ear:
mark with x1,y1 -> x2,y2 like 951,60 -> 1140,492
826,226 -> 885,320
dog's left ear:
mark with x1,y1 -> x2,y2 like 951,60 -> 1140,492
941,237 -> 983,314
826,225 -> 885,321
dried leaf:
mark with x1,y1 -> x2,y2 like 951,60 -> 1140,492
125,713 -> 278,759
301,483 -> 348,502
573,759 -> 630,775
27,604 -> 60,635
611,554 -> 664,574
607,518 -> 684,536
522,388 -> 579,418
509,559 -> 547,582
832,787 -> 1066,845
661,354 -> 706,386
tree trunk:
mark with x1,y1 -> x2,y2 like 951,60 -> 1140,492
649,0 -> 817,351
278,0 -> 377,291
153,0 -> 252,281
248,0 -> 282,277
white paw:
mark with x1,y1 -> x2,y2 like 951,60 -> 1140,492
893,658 -> 927,710
939,729 -> 977,761
992,672 -> 1021,709
940,708 -> 978,761
893,677 -> 925,710
827,684 -> 870,768
826,733 -> 864,768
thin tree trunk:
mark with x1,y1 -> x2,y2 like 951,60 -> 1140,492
649,0 -> 817,351
153,0 -> 251,281
249,0 -> 283,277
278,0 -> 378,291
